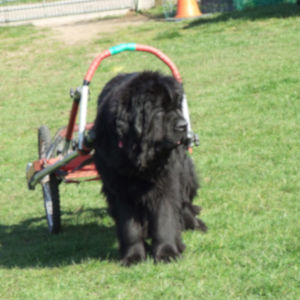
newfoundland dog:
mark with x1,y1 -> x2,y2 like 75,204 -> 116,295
93,71 -> 206,266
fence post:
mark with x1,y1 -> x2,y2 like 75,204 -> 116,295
134,0 -> 139,10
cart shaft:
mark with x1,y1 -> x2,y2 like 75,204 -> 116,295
27,151 -> 79,190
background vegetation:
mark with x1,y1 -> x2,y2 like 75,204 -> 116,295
0,4 -> 299,299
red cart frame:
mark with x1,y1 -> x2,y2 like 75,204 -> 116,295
26,43 -> 198,233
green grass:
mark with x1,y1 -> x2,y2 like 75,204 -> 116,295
0,4 -> 300,299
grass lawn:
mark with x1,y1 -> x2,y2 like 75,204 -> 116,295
0,4 -> 299,299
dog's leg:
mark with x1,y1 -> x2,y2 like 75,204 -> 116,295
113,200 -> 146,266
182,202 -> 207,232
150,200 -> 185,263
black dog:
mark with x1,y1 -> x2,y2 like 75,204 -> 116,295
93,71 -> 206,266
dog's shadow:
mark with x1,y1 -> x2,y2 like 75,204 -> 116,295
0,208 -> 119,269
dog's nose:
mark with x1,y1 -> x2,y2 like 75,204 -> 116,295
175,119 -> 188,132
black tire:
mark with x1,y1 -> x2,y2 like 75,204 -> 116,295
41,175 -> 61,234
38,126 -> 61,234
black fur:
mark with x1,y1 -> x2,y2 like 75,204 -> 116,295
93,71 -> 206,266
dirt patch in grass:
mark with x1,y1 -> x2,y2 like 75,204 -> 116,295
35,12 -> 151,45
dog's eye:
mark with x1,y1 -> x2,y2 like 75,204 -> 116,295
152,112 -> 164,132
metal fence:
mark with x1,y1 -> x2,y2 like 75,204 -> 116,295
0,0 -> 154,23
1,0 -> 296,24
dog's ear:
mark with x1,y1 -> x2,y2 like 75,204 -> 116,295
162,76 -> 184,107
116,97 -> 143,142
116,119 -> 129,139
132,102 -> 144,137
116,104 -> 130,141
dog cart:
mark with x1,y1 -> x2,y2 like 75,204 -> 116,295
26,43 -> 199,234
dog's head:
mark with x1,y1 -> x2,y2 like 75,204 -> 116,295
114,71 -> 189,169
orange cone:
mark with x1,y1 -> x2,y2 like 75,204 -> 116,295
175,0 -> 202,19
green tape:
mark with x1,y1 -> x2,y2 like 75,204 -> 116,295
109,43 -> 136,55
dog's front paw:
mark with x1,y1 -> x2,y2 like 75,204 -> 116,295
154,243 -> 180,263
121,243 -> 146,267
195,218 -> 208,232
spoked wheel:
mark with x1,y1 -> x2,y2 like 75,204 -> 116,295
38,125 -> 61,234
